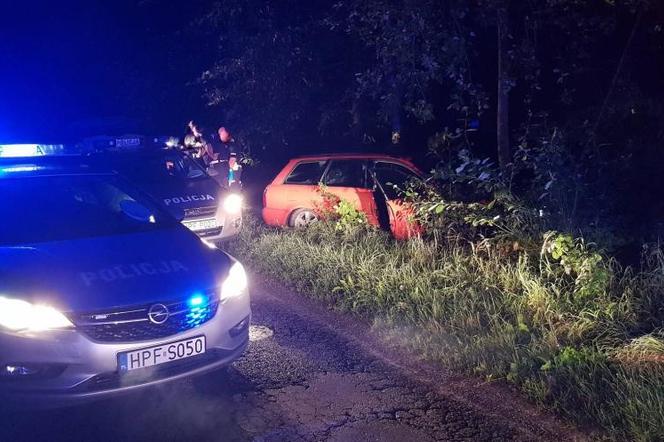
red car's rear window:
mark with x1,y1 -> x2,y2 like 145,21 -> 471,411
284,160 -> 328,185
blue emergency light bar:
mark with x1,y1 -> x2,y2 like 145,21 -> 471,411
0,165 -> 41,174
1,136 -> 173,158
0,144 -> 66,158
0,144 -> 44,158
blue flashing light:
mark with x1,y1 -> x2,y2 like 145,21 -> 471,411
0,165 -> 40,175
185,293 -> 211,328
186,307 -> 206,325
187,293 -> 206,308
0,144 -> 66,157
0,144 -> 44,158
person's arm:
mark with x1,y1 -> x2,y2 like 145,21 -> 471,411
205,143 -> 219,161
188,121 -> 203,139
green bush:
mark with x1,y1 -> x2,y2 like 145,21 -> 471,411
228,215 -> 664,440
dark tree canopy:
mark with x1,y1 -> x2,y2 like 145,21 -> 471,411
178,0 -> 664,241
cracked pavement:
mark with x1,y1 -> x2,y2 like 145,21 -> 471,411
2,277 -> 582,441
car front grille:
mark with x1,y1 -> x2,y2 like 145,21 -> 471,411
70,291 -> 219,343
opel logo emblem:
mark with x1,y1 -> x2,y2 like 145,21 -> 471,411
148,303 -> 170,325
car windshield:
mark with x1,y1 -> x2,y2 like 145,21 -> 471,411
107,152 -> 208,183
0,174 -> 179,246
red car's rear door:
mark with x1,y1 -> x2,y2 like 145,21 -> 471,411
372,160 -> 423,238
322,159 -> 379,226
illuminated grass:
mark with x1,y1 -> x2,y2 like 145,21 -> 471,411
228,216 -> 664,441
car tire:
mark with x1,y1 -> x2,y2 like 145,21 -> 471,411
289,208 -> 318,228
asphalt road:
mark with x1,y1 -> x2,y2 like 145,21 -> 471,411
2,277 -> 583,441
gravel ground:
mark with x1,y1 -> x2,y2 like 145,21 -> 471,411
2,276 -> 587,441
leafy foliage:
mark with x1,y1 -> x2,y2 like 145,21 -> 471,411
198,1 -> 342,152
197,0 -> 664,241
313,185 -> 370,233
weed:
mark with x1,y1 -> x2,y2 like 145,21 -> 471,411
228,216 -> 664,440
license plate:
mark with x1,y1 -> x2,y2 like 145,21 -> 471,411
183,218 -> 218,232
118,336 -> 206,373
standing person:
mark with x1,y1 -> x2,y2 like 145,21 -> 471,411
187,121 -> 218,166
210,126 -> 233,162
186,121 -> 242,188
209,126 -> 241,188
217,127 -> 243,189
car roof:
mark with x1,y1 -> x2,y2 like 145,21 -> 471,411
290,152 -> 413,162
89,148 -> 184,159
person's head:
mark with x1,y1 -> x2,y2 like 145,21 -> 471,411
218,127 -> 232,143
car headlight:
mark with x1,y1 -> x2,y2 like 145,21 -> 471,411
220,262 -> 248,301
223,194 -> 242,214
0,297 -> 73,332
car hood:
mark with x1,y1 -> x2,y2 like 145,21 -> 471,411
136,179 -> 224,214
0,228 -> 231,312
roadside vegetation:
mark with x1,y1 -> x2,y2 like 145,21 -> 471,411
208,1 -> 664,438
229,192 -> 664,440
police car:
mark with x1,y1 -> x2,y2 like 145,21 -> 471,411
0,149 -> 250,404
82,135 -> 242,244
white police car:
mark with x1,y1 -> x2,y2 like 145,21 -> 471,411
0,153 -> 250,405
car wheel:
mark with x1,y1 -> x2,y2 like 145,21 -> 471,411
289,208 -> 318,228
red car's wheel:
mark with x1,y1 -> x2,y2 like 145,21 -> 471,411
289,208 -> 318,228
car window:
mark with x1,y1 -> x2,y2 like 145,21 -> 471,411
284,161 -> 328,185
323,160 -> 367,188
374,161 -> 419,199
0,174 -> 178,246
108,153 -> 208,183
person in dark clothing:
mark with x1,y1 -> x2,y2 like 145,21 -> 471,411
187,122 -> 242,188
207,126 -> 242,188
205,126 -> 232,162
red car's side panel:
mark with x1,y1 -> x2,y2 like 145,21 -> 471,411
387,200 -> 423,240
261,206 -> 290,226
264,183 -> 321,226
323,186 -> 379,227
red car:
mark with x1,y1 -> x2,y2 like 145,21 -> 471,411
262,153 -> 423,239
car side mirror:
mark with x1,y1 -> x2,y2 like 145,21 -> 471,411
120,200 -> 154,223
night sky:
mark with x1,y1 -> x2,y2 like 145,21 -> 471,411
0,1 -> 210,142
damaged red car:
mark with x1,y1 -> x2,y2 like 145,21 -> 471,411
262,153 -> 423,239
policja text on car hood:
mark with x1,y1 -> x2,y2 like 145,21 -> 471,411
0,228 -> 231,313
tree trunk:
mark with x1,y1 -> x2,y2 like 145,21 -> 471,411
496,5 -> 510,170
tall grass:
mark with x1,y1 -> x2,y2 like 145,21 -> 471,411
228,216 -> 664,440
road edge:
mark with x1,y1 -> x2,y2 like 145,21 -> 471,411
251,273 -> 594,442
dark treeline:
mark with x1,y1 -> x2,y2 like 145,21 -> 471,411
12,0 -> 658,249
182,0 -> 664,251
